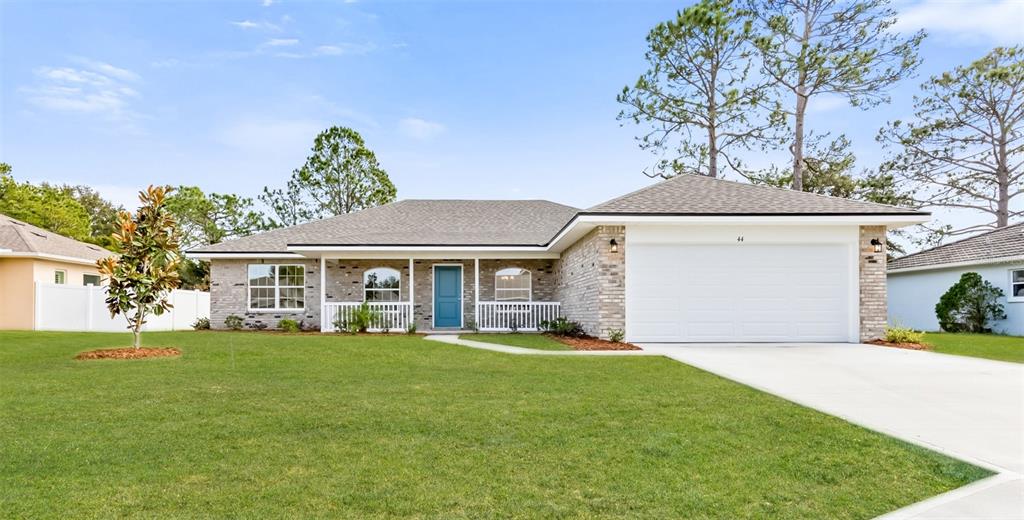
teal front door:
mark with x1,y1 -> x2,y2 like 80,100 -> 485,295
433,266 -> 462,328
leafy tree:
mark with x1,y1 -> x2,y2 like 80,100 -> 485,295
618,0 -> 781,178
166,186 -> 267,250
165,186 -> 267,290
0,164 -> 92,240
935,272 -> 1007,333
260,126 -> 396,226
879,46 -> 1023,238
51,184 -> 123,249
97,186 -> 182,349
750,0 -> 925,190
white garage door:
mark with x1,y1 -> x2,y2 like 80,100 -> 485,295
627,244 -> 851,342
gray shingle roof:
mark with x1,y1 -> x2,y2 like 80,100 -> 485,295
889,223 -> 1024,271
586,174 -> 927,215
191,200 -> 580,253
0,213 -> 112,262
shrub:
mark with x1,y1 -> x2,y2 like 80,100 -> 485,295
334,302 -> 380,334
279,319 -> 300,333
935,272 -> 1007,333
607,328 -> 625,343
884,325 -> 923,344
224,314 -> 243,330
192,317 -> 210,330
540,317 -> 587,338
406,322 -> 417,334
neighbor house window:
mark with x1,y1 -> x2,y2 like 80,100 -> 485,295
495,267 -> 531,301
54,270 -> 66,284
1011,269 -> 1024,301
248,264 -> 305,311
83,274 -> 101,286
364,267 -> 401,302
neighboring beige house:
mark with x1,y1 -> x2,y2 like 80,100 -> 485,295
189,175 -> 930,343
0,214 -> 112,330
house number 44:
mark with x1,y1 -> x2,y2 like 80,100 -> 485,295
736,236 -> 744,242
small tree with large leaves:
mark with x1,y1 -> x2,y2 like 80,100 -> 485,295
97,186 -> 182,349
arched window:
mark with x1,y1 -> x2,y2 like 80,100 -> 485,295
495,267 -> 531,301
364,267 -> 401,302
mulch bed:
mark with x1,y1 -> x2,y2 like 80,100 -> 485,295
547,334 -> 642,351
75,347 -> 181,360
866,339 -> 930,351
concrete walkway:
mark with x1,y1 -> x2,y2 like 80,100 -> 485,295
424,334 -> 660,356
640,343 -> 1024,520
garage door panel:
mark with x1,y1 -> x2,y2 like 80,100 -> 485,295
628,243 -> 851,342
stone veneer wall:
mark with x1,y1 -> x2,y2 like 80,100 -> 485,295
553,226 -> 626,339
859,225 -> 888,342
209,259 -> 321,330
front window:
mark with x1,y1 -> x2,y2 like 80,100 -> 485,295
248,264 -> 305,311
365,267 -> 401,302
83,274 -> 101,286
1011,269 -> 1024,300
54,270 -> 66,284
495,267 -> 531,301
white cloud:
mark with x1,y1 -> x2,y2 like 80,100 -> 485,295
262,0 -> 274,6
22,59 -> 142,122
398,118 -> 445,140
313,42 -> 375,56
230,19 -> 280,31
71,57 -> 141,82
265,38 -> 299,47
895,0 -> 1024,45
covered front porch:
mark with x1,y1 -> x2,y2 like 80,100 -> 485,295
316,257 -> 561,333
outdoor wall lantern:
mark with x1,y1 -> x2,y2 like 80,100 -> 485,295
870,238 -> 883,254
609,239 -> 619,253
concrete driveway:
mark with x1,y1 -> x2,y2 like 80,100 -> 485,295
640,343 -> 1024,519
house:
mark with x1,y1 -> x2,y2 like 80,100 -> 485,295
188,174 -> 928,342
0,214 -> 112,330
888,223 -> 1024,335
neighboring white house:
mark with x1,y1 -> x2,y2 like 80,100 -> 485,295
888,223 -> 1024,335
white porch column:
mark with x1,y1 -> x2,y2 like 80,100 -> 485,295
408,258 -> 415,327
320,256 -> 327,332
474,258 -> 480,327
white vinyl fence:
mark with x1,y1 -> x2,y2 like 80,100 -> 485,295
34,282 -> 210,332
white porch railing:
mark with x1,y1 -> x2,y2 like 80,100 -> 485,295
322,302 -> 413,332
477,302 -> 561,332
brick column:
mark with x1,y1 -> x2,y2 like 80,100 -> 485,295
859,226 -> 887,342
595,226 -> 625,339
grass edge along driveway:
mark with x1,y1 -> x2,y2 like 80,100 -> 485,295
923,332 -> 1024,363
0,331 -> 991,518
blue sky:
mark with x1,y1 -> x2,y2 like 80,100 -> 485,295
1,0 -> 1021,242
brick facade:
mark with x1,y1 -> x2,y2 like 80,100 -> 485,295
859,225 -> 888,342
553,225 -> 625,339
210,259 -> 321,330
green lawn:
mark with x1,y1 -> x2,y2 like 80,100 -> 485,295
460,332 -> 570,350
0,331 -> 988,518
923,332 -> 1024,363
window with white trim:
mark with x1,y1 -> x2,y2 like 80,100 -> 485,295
495,267 -> 531,301
1011,269 -> 1024,300
83,274 -> 101,286
54,270 -> 66,284
248,264 -> 304,311
364,267 -> 401,302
